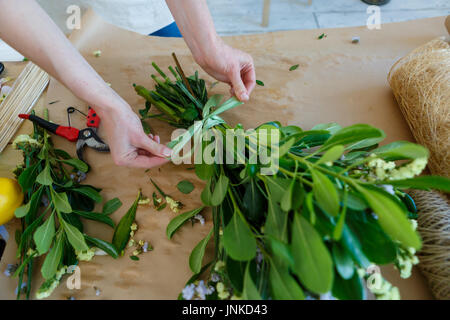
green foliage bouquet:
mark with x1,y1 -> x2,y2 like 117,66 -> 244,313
136,57 -> 450,300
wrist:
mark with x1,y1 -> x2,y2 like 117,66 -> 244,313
192,33 -> 222,68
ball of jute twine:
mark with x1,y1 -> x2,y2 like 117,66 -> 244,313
388,38 -> 450,178
388,38 -> 450,300
408,190 -> 450,300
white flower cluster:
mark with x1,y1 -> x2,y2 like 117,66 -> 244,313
165,196 -> 182,213
367,156 -> 427,181
12,134 -> 41,150
369,273 -> 401,300
395,220 -> 419,279
36,266 -> 67,299
182,280 -> 215,300
193,214 -> 205,225
76,248 -> 96,261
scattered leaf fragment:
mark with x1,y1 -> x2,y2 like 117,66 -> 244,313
318,33 -> 327,40
177,180 -> 195,194
256,80 -> 264,86
289,64 -> 300,71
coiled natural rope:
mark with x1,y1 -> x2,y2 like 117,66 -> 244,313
389,38 -> 450,300
409,190 -> 450,300
388,38 -> 450,178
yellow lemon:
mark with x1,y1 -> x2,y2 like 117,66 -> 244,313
0,177 -> 24,225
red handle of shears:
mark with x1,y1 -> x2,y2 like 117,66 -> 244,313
18,114 -> 80,142
86,107 -> 100,128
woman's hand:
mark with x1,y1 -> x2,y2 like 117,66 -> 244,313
195,38 -> 256,102
99,105 -> 172,168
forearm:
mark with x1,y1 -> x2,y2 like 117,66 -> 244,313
165,0 -> 220,65
0,0 -> 127,115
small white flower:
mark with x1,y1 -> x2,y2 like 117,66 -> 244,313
211,273 -> 220,283
76,248 -> 96,261
194,214 -> 205,225
381,185 -> 395,195
182,283 -> 196,300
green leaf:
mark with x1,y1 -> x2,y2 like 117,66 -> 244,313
33,212 -> 55,255
265,176 -> 291,203
73,210 -> 115,228
41,233 -> 63,280
320,124 -> 385,152
256,80 -> 264,86
130,255 -> 140,261
59,158 -> 89,173
291,214 -> 333,294
189,229 -> 213,274
311,169 -> 339,217
223,212 -> 256,261
347,213 -> 397,265
242,262 -> 261,300
71,186 -> 102,203
384,176 -> 450,193
289,64 -> 300,71
372,141 -> 429,161
312,123 -> 342,135
357,185 -> 422,250
36,162 -> 52,186
211,175 -> 229,206
265,199 -> 288,242
62,219 -> 89,252
177,180 -> 195,194
242,180 -> 265,223
340,225 -> 370,268
18,162 -> 41,191
84,234 -> 119,259
195,163 -> 214,181
14,202 -> 31,218
316,145 -> 345,165
332,270 -> 365,300
102,198 -> 123,215
269,258 -> 305,300
332,243 -> 354,280
166,206 -> 205,239
200,179 -> 213,206
52,191 -> 72,213
112,192 -> 140,252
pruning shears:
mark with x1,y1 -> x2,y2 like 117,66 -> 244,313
19,107 -> 110,163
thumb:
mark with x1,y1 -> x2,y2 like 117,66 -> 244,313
230,68 -> 249,101
138,135 -> 172,158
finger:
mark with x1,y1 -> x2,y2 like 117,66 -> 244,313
229,66 -> 249,102
138,135 -> 172,157
130,155 -> 170,168
147,133 -> 160,144
242,63 -> 256,96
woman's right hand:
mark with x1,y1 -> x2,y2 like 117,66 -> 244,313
99,105 -> 172,168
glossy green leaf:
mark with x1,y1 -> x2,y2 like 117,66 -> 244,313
112,192 -> 140,252
41,233 -> 63,280
62,218 -> 89,252
71,186 -> 102,203
166,206 -> 204,239
372,141 -> 429,161
312,123 -> 342,135
33,212 -> 55,255
52,191 -> 72,213
14,202 -> 31,218
265,199 -> 288,242
384,176 -> 450,193
311,170 -> 339,217
242,262 -> 261,300
36,163 -> 52,186
320,124 -> 385,152
316,145 -> 345,165
291,214 -> 333,294
357,185 -> 421,250
84,234 -> 119,259
223,212 -> 256,261
269,258 -> 305,300
211,175 -> 229,206
102,197 -> 123,215
332,270 -> 365,300
177,180 -> 195,194
73,210 -> 115,228
59,158 -> 89,173
189,229 -> 213,274
195,163 -> 214,181
18,162 -> 41,191
242,180 -> 265,223
332,243 -> 354,280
